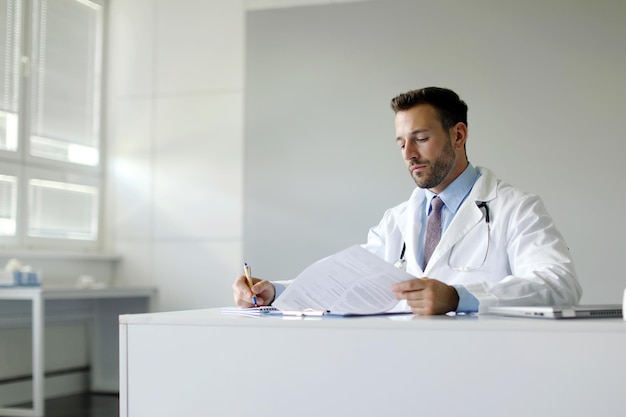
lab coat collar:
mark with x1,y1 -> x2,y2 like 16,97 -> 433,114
424,163 -> 481,216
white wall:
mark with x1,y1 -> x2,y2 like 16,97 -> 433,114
245,0 -> 626,304
106,0 -> 245,312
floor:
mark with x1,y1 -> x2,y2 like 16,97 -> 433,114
16,393 -> 119,417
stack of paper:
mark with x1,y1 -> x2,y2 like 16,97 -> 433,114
272,245 -> 413,316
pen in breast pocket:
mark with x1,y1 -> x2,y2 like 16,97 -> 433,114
243,262 -> 258,306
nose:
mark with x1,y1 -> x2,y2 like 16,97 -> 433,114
403,139 -> 418,161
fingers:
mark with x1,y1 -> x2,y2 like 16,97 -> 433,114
392,278 -> 426,293
252,280 -> 276,306
393,278 -> 432,306
392,278 -> 459,315
404,298 -> 438,316
251,279 -> 270,295
232,275 -> 276,307
233,275 -> 255,307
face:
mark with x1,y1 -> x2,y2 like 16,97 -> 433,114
395,104 -> 468,194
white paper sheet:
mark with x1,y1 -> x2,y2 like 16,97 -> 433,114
273,245 -> 414,315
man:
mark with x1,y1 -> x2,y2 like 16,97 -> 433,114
232,87 -> 582,315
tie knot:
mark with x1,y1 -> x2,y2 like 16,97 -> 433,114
430,196 -> 444,213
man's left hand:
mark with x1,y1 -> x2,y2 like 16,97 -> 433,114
392,278 -> 459,315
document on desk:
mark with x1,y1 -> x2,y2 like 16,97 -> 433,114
220,306 -> 280,316
273,245 -> 414,315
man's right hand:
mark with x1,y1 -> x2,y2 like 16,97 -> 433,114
232,275 -> 276,307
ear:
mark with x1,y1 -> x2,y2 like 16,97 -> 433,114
450,122 -> 468,151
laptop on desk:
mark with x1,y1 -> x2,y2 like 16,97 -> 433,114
488,304 -> 623,319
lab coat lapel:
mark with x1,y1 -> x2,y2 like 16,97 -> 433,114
400,187 -> 426,276
426,201 -> 483,270
424,169 -> 496,272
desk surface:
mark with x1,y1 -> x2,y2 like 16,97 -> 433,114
120,307 -> 626,417
120,307 -> 626,333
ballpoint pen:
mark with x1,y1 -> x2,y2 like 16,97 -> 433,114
243,262 -> 258,307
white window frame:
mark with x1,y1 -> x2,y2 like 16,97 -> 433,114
0,162 -> 21,246
0,0 -> 105,252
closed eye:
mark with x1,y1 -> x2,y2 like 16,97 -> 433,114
396,134 -> 429,149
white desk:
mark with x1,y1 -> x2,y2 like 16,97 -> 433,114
0,286 -> 155,417
119,308 -> 626,417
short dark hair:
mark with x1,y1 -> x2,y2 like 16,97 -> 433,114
390,87 -> 468,130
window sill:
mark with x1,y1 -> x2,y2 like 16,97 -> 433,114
0,249 -> 121,262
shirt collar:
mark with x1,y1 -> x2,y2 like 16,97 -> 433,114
424,163 -> 480,214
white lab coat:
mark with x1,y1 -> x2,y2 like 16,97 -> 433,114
364,166 -> 582,313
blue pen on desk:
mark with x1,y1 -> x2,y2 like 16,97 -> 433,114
243,262 -> 258,307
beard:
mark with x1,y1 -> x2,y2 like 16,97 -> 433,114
410,139 -> 456,189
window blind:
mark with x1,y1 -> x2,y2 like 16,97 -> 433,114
0,0 -> 22,152
29,0 -> 103,166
